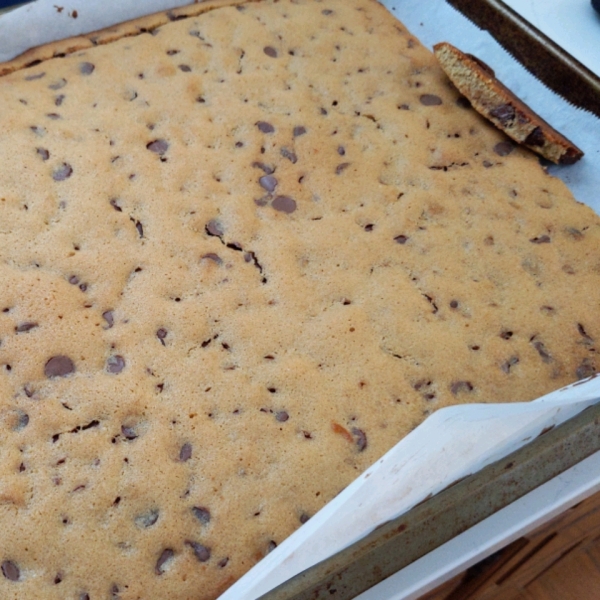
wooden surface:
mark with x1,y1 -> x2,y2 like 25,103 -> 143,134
422,489 -> 600,599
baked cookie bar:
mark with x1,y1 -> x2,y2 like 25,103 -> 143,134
0,1 -> 598,598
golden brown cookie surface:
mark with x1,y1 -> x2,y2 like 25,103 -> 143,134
0,2 -> 599,599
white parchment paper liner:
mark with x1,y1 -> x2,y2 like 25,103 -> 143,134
1,1 -> 599,597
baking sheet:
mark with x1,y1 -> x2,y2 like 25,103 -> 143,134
1,0 -> 599,598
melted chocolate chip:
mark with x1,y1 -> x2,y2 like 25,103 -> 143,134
530,235 -> 551,244
352,427 -> 367,451
15,322 -> 38,333
45,355 -> 75,378
533,340 -> 552,363
256,121 -> 275,134
1,560 -> 20,581
49,78 -> 67,90
180,443 -> 192,462
192,506 -> 211,525
106,355 -> 126,374
206,219 -> 224,237
155,549 -> 174,575
272,195 -> 297,213
135,509 -> 159,528
79,62 -> 95,75
559,149 -> 581,165
146,139 -> 169,155
36,147 -> 50,161
501,355 -> 520,373
102,311 -> 114,329
263,46 -> 278,58
275,411 -> 289,422
335,162 -> 351,175
201,253 -> 223,264
450,381 -> 474,395
187,542 -> 211,562
394,235 -> 409,244
252,161 -> 275,174
419,94 -> 442,106
280,147 -> 297,163
25,72 -> 45,81
178,64 -> 191,72
493,141 -> 515,157
52,163 -> 73,181
293,126 -> 307,137
576,359 -> 596,380
259,175 -> 278,192
121,425 -> 137,440
524,126 -> 545,147
490,104 -> 515,125
156,328 -> 167,345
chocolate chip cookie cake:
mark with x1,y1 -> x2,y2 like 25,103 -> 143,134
0,0 -> 598,598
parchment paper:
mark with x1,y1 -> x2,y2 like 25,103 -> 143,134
1,1 -> 599,598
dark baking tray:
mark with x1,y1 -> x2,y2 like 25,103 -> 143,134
262,396 -> 600,600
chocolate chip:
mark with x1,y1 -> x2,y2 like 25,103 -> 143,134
259,175 -> 278,192
15,322 -> 38,333
490,103 -> 515,125
576,359 -> 596,380
466,53 -> 495,76
47,113 -> 61,120
135,509 -> 159,528
280,147 -> 297,163
1,560 -> 20,581
394,235 -> 409,244
559,149 -> 581,165
36,147 -> 50,160
79,62 -> 95,75
178,64 -> 191,72
102,311 -> 114,329
25,71 -> 45,81
272,195 -> 297,213
155,549 -> 174,575
500,330 -> 513,340
352,427 -> 367,451
456,96 -> 471,109
152,328 -> 167,346
68,275 -> 79,285
501,355 -> 519,373
337,146 -> 346,156
252,161 -> 275,174
15,411 -> 29,431
524,126 -> 545,147
201,253 -> 223,264
533,340 -> 552,363
322,9 -> 333,15
45,355 -> 75,378
449,300 -> 459,309
106,355 -> 126,374
192,506 -> 211,525
293,126 -> 307,137
180,443 -> 192,462
299,513 -> 310,524
187,542 -> 211,562
493,141 -> 514,156
49,78 -> 67,90
206,219 -> 224,237
450,381 -> 474,395
256,121 -> 275,133
267,540 -> 278,553
218,557 -> 229,568
121,425 -> 137,440
79,594 -> 90,600
420,94 -> 442,106
530,235 -> 551,244
364,224 -> 374,232
263,46 -> 278,58
275,411 -> 289,422
52,163 -> 73,181
146,139 -> 169,155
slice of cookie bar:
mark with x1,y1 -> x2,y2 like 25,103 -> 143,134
0,1 -> 599,599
